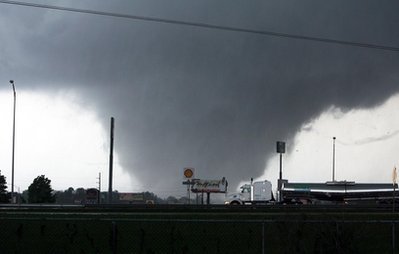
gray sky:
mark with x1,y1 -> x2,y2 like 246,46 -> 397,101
0,0 -> 398,195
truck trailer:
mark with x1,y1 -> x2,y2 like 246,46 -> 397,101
224,179 -> 398,205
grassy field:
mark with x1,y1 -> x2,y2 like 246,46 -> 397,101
0,204 -> 398,253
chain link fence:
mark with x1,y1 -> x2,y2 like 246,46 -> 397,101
0,216 -> 398,253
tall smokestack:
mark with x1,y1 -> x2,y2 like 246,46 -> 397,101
108,117 -> 115,203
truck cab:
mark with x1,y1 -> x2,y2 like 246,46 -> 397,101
224,180 -> 274,205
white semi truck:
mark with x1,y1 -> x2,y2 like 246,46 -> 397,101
224,178 -> 399,205
224,179 -> 275,205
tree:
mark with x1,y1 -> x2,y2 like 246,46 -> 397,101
55,187 -> 75,204
28,175 -> 55,203
143,191 -> 164,204
166,196 -> 179,204
74,187 -> 86,203
0,171 -> 9,203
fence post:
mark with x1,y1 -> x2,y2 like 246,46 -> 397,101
262,221 -> 265,254
111,221 -> 118,254
393,221 -> 396,254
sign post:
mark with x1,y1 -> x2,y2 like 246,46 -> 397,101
183,168 -> 194,204
190,178 -> 228,205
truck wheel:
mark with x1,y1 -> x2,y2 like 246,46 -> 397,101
230,201 -> 240,205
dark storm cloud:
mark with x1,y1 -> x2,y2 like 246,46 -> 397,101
1,0 -> 398,193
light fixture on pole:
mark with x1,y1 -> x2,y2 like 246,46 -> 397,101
9,80 -> 16,203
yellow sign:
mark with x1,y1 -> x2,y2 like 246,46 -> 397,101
184,168 -> 194,178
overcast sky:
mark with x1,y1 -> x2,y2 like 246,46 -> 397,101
0,0 -> 398,197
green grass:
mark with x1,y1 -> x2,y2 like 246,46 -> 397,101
0,206 -> 398,253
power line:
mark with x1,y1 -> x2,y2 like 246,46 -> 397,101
1,0 -> 399,52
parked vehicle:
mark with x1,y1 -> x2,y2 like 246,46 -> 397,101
224,179 -> 274,205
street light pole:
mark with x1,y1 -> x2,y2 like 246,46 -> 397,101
108,117 -> 114,204
9,80 -> 16,203
97,172 -> 101,204
332,137 -> 336,182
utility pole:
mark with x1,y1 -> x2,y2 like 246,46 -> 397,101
97,172 -> 101,204
332,137 -> 336,182
108,117 -> 114,204
9,80 -> 16,204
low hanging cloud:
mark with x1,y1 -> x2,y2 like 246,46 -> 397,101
353,130 -> 399,146
0,0 -> 398,194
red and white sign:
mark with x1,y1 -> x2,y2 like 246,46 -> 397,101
191,178 -> 227,193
